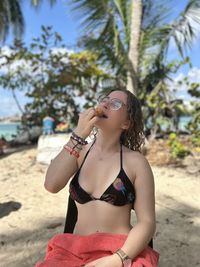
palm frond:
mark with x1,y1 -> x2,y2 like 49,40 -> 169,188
31,0 -> 56,8
158,0 -> 200,59
69,0 -> 111,33
142,0 -> 172,29
113,0 -> 130,45
0,0 -> 24,42
8,0 -> 24,38
141,0 -> 200,72
69,0 -> 131,77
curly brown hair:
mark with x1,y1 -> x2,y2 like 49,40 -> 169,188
109,89 -> 145,152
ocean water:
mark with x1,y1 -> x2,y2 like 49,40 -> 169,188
0,116 -> 193,141
178,116 -> 192,131
0,123 -> 21,141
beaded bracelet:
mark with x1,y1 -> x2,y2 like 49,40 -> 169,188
71,135 -> 87,146
63,144 -> 80,158
70,137 -> 83,151
71,131 -> 88,146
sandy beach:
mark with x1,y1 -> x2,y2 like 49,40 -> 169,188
0,145 -> 199,267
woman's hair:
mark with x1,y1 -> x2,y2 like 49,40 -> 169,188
109,89 -> 145,152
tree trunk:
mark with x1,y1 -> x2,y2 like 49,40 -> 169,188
11,89 -> 24,114
127,0 -> 143,95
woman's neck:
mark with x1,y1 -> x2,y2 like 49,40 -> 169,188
94,130 -> 121,153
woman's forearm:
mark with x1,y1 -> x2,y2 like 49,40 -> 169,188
44,142 -> 78,193
44,108 -> 100,194
120,220 -> 156,259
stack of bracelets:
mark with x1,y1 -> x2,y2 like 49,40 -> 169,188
63,131 -> 88,159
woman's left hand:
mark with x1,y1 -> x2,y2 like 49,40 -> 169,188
84,254 -> 123,267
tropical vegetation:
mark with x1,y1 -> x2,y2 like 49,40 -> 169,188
0,26 -> 111,129
0,0 -> 56,42
0,0 -> 200,159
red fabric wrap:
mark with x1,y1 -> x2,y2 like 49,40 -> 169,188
35,233 -> 159,267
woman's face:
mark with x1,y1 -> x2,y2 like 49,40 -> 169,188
95,90 -> 130,131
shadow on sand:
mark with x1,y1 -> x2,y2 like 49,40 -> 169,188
0,201 -> 22,219
0,144 -> 37,160
0,198 -> 199,267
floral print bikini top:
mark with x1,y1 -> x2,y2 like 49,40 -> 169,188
69,141 -> 135,206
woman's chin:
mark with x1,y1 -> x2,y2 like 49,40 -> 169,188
94,121 -> 113,132
94,119 -> 106,128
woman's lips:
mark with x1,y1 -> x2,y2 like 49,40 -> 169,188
94,107 -> 108,118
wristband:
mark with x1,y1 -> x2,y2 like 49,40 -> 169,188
70,138 -> 83,150
115,249 -> 132,267
71,131 -> 88,145
63,144 -> 80,158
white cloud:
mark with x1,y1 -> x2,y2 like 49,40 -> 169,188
50,47 -> 73,55
0,46 -> 74,77
171,67 -> 200,105
50,47 -> 74,64
0,46 -> 14,57
174,72 -> 184,82
0,56 -> 46,77
187,67 -> 200,81
0,46 -> 36,76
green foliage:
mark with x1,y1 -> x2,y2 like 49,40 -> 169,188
191,136 -> 200,147
167,133 -> 190,159
0,0 -> 57,43
181,77 -> 200,146
70,0 -> 200,83
141,63 -> 187,136
70,0 -> 200,138
0,26 -> 111,129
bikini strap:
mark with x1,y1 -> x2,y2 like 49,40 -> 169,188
120,143 -> 123,169
78,139 -> 96,171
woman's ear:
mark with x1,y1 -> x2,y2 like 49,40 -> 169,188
121,119 -> 131,130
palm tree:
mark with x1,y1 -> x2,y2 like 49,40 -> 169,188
0,0 -> 24,43
70,0 -> 131,88
127,0 -> 142,93
30,0 -> 56,8
0,0 -> 56,43
69,0 -> 200,94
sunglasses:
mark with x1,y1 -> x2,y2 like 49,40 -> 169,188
97,95 -> 126,111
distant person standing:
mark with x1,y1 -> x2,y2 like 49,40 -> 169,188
42,116 -> 55,135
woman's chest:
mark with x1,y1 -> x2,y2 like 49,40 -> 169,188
78,153 -> 134,197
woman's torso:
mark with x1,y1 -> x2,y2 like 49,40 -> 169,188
69,141 -> 138,235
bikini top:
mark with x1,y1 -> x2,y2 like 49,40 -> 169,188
69,140 -> 136,206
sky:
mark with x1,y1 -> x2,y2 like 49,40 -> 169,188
0,0 -> 200,117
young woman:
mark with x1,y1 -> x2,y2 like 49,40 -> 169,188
35,89 -> 159,267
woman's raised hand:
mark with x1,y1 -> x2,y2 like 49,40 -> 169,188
74,107 -> 99,139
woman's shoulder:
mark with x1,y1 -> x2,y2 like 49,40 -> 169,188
123,146 -> 151,170
123,147 -> 153,185
123,145 -> 146,160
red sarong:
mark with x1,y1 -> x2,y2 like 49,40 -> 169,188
35,233 -> 159,267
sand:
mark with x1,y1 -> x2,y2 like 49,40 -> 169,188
0,145 -> 199,267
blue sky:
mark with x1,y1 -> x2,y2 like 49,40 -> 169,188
0,0 -> 200,117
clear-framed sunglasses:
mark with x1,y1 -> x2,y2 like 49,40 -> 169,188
97,95 -> 126,111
